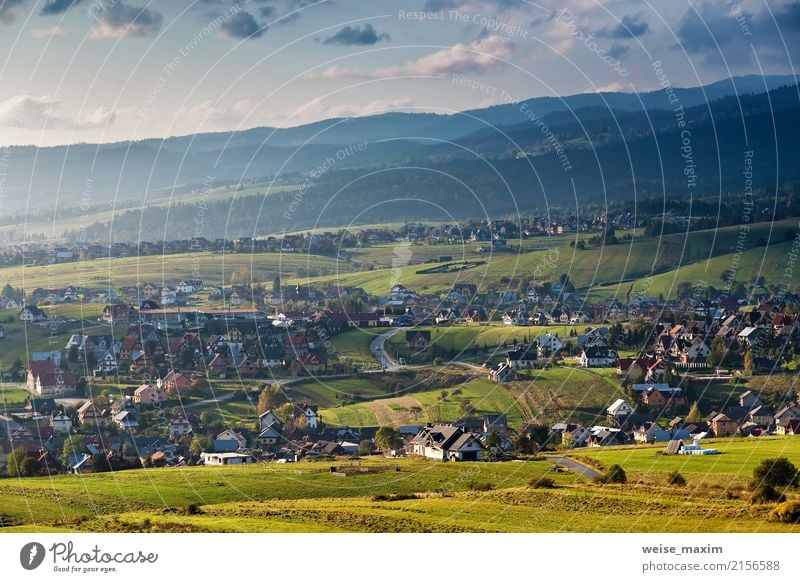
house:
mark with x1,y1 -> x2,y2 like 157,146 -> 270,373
405,330 -> 431,349
505,345 -> 537,369
748,405 -> 776,427
212,429 -> 247,452
258,410 -> 282,430
94,350 -> 118,374
25,397 -> 57,416
633,422 -> 671,443
293,402 -> 319,429
290,352 -> 328,376
160,370 -> 193,394
488,362 -> 515,382
577,346 -> 617,367
257,423 -> 283,449
642,387 -> 686,409
483,414 -> 508,434
19,304 -> 47,322
709,413 -> 738,437
168,415 -> 193,438
737,326 -> 762,347
102,304 -> 136,324
50,412 -> 73,435
607,399 -> 634,422
26,360 -> 77,396
411,425 -> 484,461
77,401 -> 109,427
114,410 -> 140,430
133,383 -> 168,405
739,390 -> 763,410
201,452 -> 255,466
537,333 -> 564,356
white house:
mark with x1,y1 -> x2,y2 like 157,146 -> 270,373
168,415 -> 193,438
201,452 -> 256,466
411,425 -> 484,461
606,398 -> 634,421
537,333 -> 564,356
578,346 -> 617,367
50,412 -> 73,435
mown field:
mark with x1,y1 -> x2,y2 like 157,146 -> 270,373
387,324 -> 574,363
0,251 -> 347,290
318,367 -> 621,429
1,451 -> 798,532
573,437 -> 800,488
290,219 -> 797,296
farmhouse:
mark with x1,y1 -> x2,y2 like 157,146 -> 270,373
26,360 -> 77,396
201,452 -> 256,466
19,304 -> 47,322
411,424 -> 484,461
577,346 -> 617,367
505,345 -> 537,369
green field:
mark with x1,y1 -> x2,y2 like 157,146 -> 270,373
0,251 -> 347,290
318,367 -> 619,429
1,453 -> 797,533
573,437 -> 800,487
288,219 -> 799,297
387,325 -> 574,363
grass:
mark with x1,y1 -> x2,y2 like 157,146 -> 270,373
1,453 -> 798,532
289,219 -> 799,296
571,436 -> 800,487
387,325 -> 575,364
0,251 -> 346,290
318,367 -> 624,428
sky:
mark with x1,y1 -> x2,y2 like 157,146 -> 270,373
0,0 -> 797,146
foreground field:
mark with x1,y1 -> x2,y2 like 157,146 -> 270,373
1,449 -> 798,533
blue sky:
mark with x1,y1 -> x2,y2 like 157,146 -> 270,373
0,0 -> 797,146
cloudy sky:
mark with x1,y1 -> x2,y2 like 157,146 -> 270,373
0,0 -> 797,146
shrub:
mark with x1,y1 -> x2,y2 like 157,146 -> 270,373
371,493 -> 419,502
768,500 -> 800,523
604,464 -> 627,484
184,503 -> 202,515
752,457 -> 799,489
467,481 -> 494,492
668,471 -> 687,487
528,476 -> 556,489
751,484 -> 786,504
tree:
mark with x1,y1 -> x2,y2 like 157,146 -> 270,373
9,357 -> 23,381
357,440 -> 373,456
68,345 -> 79,364
189,435 -> 213,457
257,384 -> 286,415
686,402 -> 702,423
744,350 -> 755,373
6,446 -> 31,477
752,457 -> 798,489
59,435 -> 86,469
375,426 -> 401,450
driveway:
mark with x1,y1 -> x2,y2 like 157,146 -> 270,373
546,456 -> 603,481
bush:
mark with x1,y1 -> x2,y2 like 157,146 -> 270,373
184,503 -> 202,515
751,484 -> 786,504
528,476 -> 556,489
604,464 -> 627,484
467,481 -> 494,492
371,493 -> 419,502
752,457 -> 799,489
768,500 -> 800,523
668,471 -> 686,487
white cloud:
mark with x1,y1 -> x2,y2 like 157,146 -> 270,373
177,99 -> 259,128
0,95 -> 115,130
31,25 -> 68,39
311,35 -> 515,79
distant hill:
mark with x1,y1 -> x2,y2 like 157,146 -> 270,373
3,74 -> 797,216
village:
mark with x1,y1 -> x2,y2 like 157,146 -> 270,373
0,256 -> 798,479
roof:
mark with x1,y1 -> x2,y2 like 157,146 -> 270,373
607,399 -> 631,414
664,440 -> 684,455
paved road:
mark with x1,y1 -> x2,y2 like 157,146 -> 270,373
369,327 -> 406,371
546,456 -> 603,481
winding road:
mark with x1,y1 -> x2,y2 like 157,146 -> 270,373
545,456 -> 603,481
